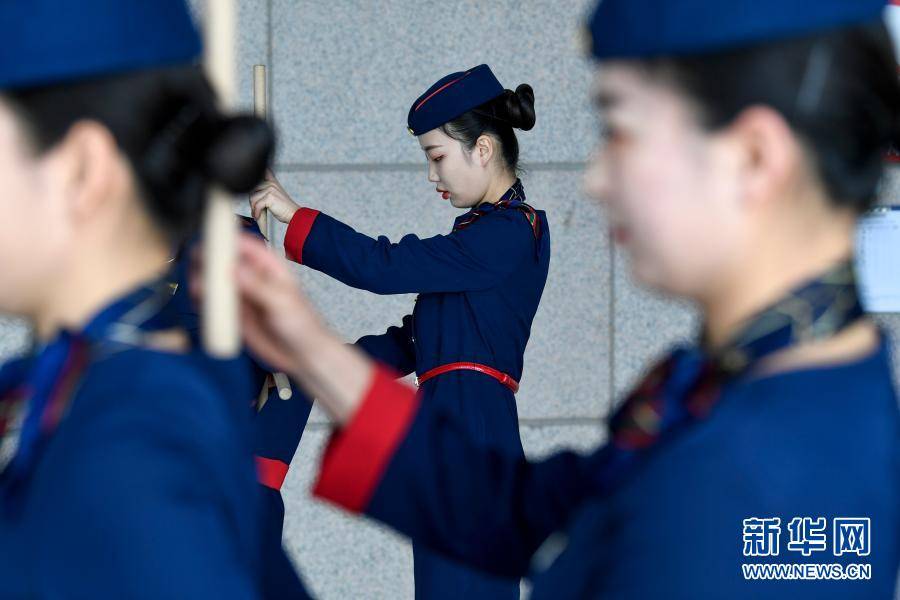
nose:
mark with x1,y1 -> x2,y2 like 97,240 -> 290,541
427,162 -> 439,183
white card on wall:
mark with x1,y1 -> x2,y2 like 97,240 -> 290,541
856,206 -> 900,313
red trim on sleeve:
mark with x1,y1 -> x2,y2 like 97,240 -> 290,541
256,456 -> 290,491
284,208 -> 320,264
312,366 -> 421,513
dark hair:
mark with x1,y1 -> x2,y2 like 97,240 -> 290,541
639,21 -> 900,214
441,84 -> 536,175
4,65 -> 274,242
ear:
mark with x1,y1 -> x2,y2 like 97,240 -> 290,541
722,106 -> 801,211
474,134 -> 495,167
50,120 -> 123,223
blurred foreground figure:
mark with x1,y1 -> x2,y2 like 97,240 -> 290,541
0,1 -> 313,597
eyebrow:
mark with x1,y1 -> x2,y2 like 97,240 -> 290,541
422,145 -> 443,152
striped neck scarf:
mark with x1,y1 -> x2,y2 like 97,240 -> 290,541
452,179 -> 542,242
597,258 -> 864,491
0,278 -> 177,498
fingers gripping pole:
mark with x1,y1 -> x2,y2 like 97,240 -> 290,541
202,0 -> 240,357
253,64 -> 271,241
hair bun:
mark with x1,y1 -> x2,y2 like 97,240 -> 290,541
203,115 -> 274,193
503,84 -> 536,131
139,106 -> 274,238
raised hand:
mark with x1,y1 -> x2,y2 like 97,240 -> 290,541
234,233 -> 326,372
249,170 -> 302,224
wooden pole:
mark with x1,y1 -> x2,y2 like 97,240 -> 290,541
273,372 -> 292,400
202,0 -> 240,357
253,63 -> 292,402
252,64 -> 270,241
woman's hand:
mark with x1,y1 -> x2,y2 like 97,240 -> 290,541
249,170 -> 302,224
193,233 -> 374,423
233,233 -> 327,373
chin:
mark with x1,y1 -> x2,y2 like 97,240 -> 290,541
628,255 -> 677,296
0,294 -> 28,318
633,262 -> 702,303
450,197 -> 474,209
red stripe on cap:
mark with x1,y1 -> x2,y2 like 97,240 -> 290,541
284,207 -> 320,264
414,70 -> 473,112
313,365 -> 420,513
256,456 -> 290,490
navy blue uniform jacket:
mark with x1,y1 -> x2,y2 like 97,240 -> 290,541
0,286 -> 266,598
171,222 -> 313,599
284,197 -> 550,455
313,337 -> 900,599
285,190 -> 550,598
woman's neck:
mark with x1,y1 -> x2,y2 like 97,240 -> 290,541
701,214 -> 856,349
32,232 -> 171,342
478,171 -> 517,206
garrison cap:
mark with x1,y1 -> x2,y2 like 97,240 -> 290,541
585,0 -> 888,60
1,0 -> 201,90
407,64 -> 504,136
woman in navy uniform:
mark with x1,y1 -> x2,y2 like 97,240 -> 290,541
229,0 -> 900,597
0,1 -> 311,597
171,217 -> 312,597
250,65 -> 550,598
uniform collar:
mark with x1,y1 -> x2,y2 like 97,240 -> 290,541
454,179 -> 527,226
0,273 -> 180,500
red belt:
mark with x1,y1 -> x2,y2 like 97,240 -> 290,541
256,456 -> 289,491
415,362 -> 519,394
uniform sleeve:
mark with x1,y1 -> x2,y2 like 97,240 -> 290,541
44,371 -> 261,599
284,208 -> 534,294
353,314 -> 416,376
254,378 -> 313,461
312,365 -> 600,578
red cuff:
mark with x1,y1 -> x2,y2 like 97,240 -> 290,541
256,456 -> 289,491
312,365 -> 420,513
284,208 -> 320,264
